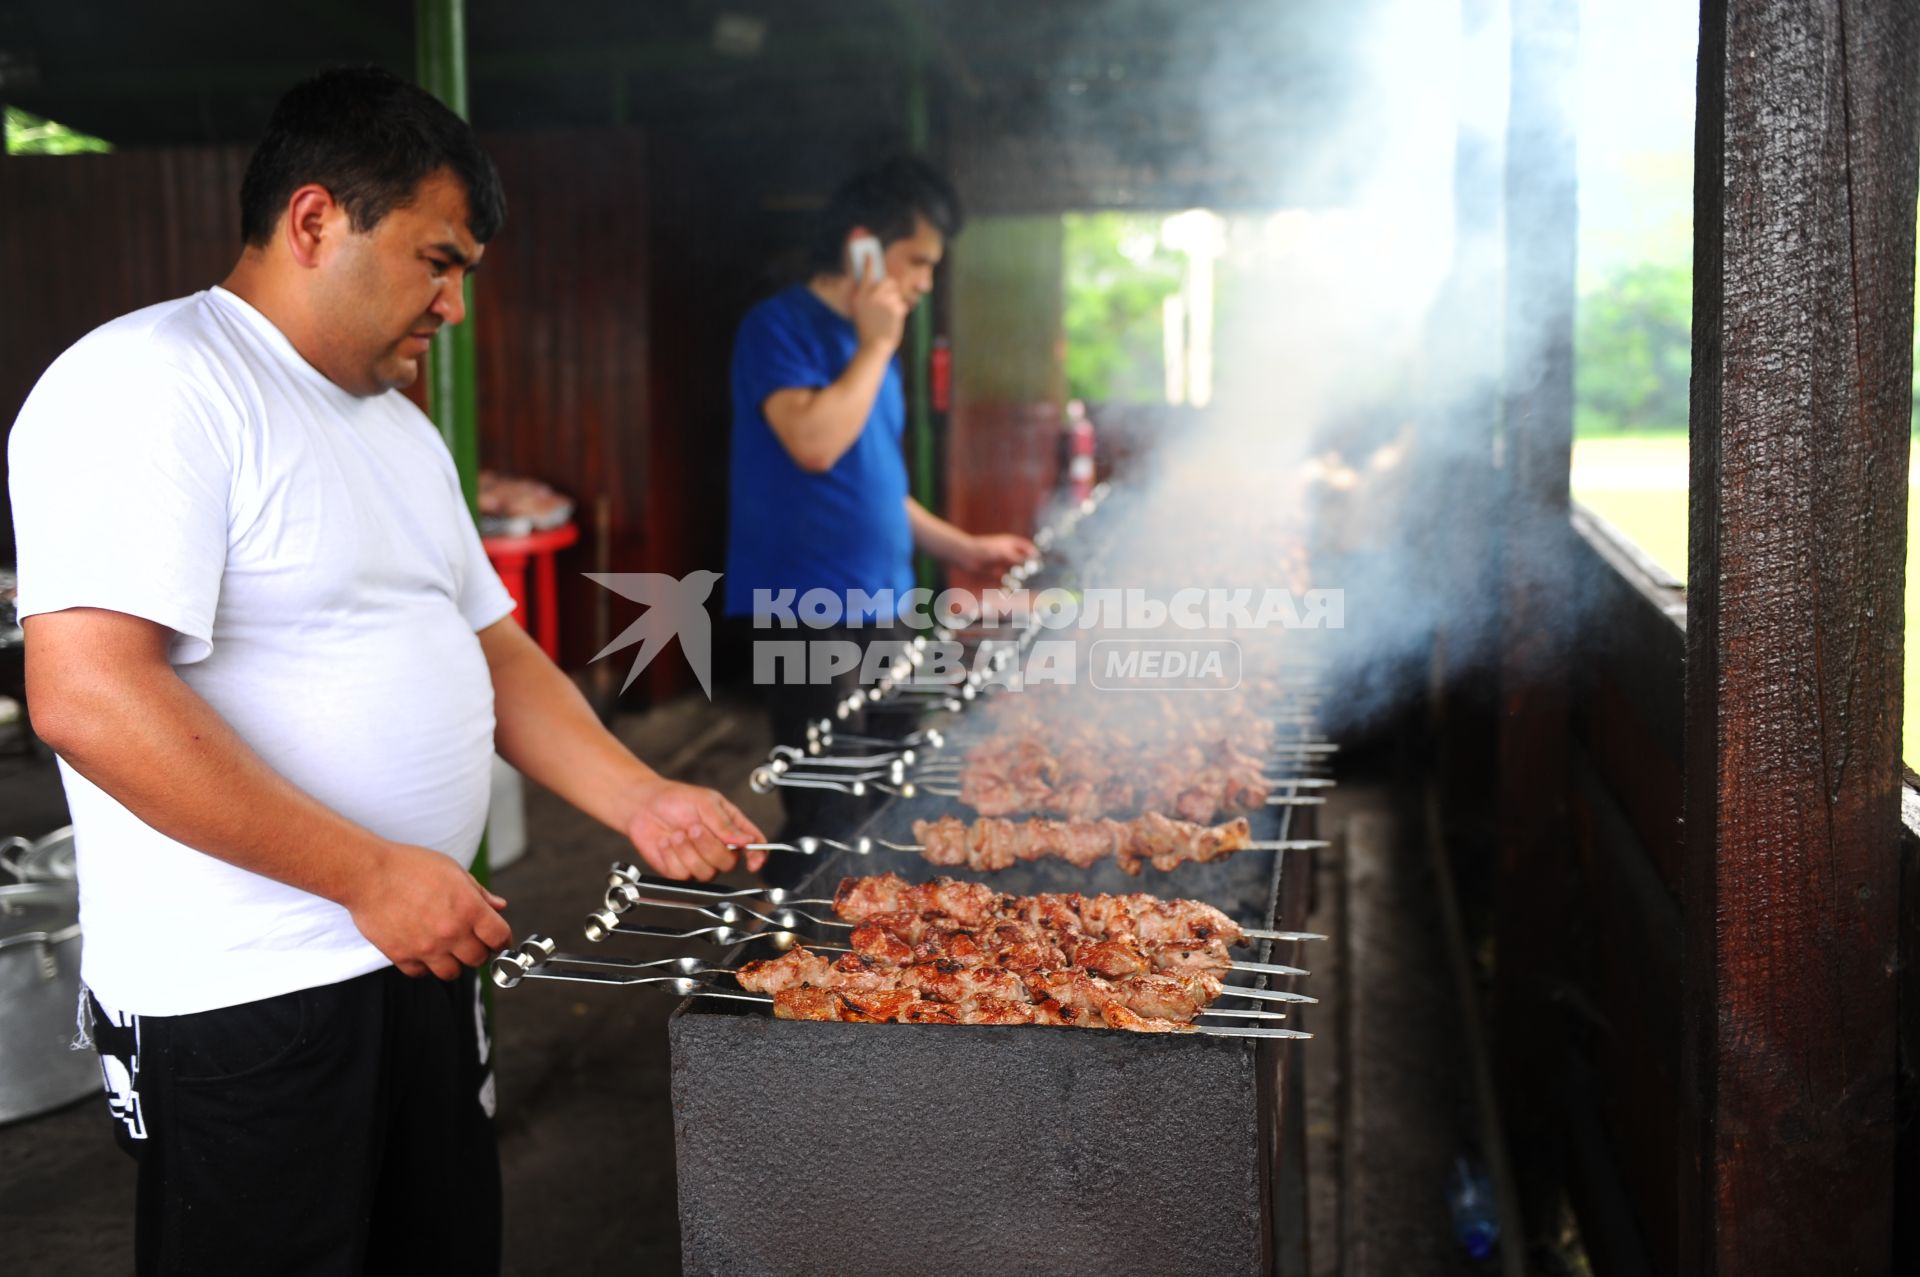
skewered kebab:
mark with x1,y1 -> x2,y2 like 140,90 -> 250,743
768,986 -> 1210,1034
830,872 -> 1256,946
749,763 -> 1324,812
486,938 -> 1311,1038
601,866 -> 1328,949
593,871 -> 1319,997
909,812 -> 1267,874
736,946 -> 1239,1025
598,885 -> 1308,983
951,737 -> 1284,821
846,909 -> 1270,986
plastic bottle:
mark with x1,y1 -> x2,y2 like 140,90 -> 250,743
1065,399 -> 1097,501
1446,1155 -> 1500,1261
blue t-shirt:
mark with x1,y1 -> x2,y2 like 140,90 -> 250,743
724,285 -> 913,618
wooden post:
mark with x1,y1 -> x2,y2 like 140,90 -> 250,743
1428,0 -> 1506,831
1492,0 -> 1578,1234
1682,2 -> 1917,1272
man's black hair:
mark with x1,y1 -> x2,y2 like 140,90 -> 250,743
239,66 -> 506,247
808,156 -> 962,273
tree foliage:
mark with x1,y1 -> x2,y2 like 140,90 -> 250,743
1575,261 -> 1691,432
1062,213 -> 1184,404
1576,252 -> 1920,432
5,107 -> 112,156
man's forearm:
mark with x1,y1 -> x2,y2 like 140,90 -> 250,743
906,497 -> 976,565
32,658 -> 392,907
483,620 -> 659,832
767,343 -> 894,472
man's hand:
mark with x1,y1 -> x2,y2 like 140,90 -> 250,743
623,778 -> 766,881
850,271 -> 910,354
962,532 -> 1040,575
344,843 -> 513,981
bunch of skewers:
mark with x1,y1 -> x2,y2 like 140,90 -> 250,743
492,872 -> 1318,1042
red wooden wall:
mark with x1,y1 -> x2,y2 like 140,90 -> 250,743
0,145 -> 252,555
943,213 -> 1064,591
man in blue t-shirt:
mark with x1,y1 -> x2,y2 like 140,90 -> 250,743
726,158 -> 1034,849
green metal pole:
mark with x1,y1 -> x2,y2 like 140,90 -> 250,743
415,0 -> 491,895
415,0 -> 481,518
906,44 -> 938,591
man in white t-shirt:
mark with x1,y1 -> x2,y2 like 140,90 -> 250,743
7,68 -> 763,1275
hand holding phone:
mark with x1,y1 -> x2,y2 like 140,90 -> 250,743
848,234 -> 885,285
846,231 -> 906,352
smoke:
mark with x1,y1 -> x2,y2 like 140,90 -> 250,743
987,0 -> 1512,739
928,0 -> 1700,744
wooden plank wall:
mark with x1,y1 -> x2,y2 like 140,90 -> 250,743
1564,509 -> 1686,1275
469,132 -> 652,678
468,129 -> 692,687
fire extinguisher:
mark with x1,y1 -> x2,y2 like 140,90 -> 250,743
930,337 -> 952,414
1065,399 -> 1096,501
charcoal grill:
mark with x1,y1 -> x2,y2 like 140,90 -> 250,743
492,478 -> 1330,1273
661,775 -> 1317,1276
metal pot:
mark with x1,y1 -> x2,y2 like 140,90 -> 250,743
0,882 -> 96,1123
0,826 -> 76,884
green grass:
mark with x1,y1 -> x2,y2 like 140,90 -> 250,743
1570,435 -> 1920,763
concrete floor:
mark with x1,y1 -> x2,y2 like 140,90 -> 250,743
1306,780 -> 1485,1277
1,703 -> 1490,1276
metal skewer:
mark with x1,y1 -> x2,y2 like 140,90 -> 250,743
767,746 -> 920,771
903,783 -> 1326,807
505,942 -> 1293,1018
598,885 -> 1317,986
583,912 -> 827,947
805,724 -> 944,752
750,769 -> 918,799
1215,984 -> 1317,1005
495,940 -> 1306,1029
601,889 -> 852,931
604,863 -> 832,909
605,866 -> 1330,945
609,892 -> 1313,984
489,937 -> 773,999
864,833 -> 1328,852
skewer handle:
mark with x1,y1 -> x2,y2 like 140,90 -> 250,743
769,744 -> 917,770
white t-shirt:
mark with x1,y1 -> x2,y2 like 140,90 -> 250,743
7,287 -> 516,1016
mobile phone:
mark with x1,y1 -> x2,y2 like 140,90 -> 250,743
849,234 -> 884,284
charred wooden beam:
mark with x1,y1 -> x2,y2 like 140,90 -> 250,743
1682,2 -> 1917,1272
1492,0 -> 1579,1239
